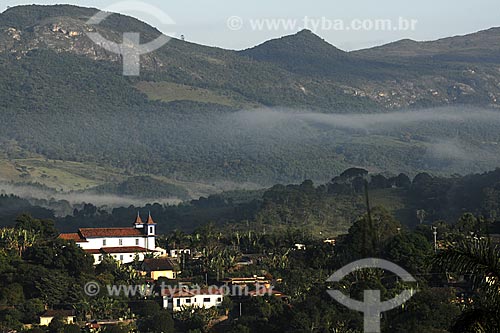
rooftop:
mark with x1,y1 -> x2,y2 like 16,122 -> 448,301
58,233 -> 87,242
162,288 -> 223,297
41,309 -> 75,318
79,228 -> 143,238
248,287 -> 287,297
142,258 -> 176,271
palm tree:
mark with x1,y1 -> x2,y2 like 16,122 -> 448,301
435,238 -> 500,332
17,229 -> 37,256
0,228 -> 38,256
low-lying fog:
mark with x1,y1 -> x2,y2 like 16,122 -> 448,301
225,106 -> 500,133
3,106 -> 500,213
0,183 -> 182,215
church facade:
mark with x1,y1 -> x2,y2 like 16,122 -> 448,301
59,213 -> 164,264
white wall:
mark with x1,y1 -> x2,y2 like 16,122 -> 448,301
72,228 -> 158,265
146,236 -> 156,250
92,252 -> 146,264
163,294 -> 222,311
169,249 -> 191,258
79,236 -> 147,250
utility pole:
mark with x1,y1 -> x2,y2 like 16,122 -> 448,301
182,252 -> 186,271
363,179 -> 376,256
433,226 -> 438,252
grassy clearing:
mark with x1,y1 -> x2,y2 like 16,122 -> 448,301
0,158 -> 123,191
0,157 -> 223,198
135,81 -> 256,108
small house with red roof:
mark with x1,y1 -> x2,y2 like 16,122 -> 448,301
141,257 -> 180,280
59,213 -> 164,264
39,309 -> 76,326
162,287 -> 223,311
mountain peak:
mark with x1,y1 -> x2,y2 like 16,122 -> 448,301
242,28 -> 344,53
239,29 -> 348,77
295,28 -> 315,35
277,29 -> 342,50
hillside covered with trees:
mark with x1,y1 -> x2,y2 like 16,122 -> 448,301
1,200 -> 499,332
3,167 -> 500,238
2,5 -> 500,193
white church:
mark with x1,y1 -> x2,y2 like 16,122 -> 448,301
59,213 -> 166,264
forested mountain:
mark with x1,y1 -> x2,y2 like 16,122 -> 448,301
2,5 -> 500,196
3,167 -> 500,237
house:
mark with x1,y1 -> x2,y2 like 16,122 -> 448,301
59,213 -> 164,264
248,286 -> 288,299
141,258 -> 180,280
222,276 -> 270,287
40,309 -> 76,326
169,249 -> 191,258
85,319 -> 135,332
294,243 -> 306,250
235,256 -> 253,266
162,287 -> 223,311
323,238 -> 336,245
85,321 -> 100,332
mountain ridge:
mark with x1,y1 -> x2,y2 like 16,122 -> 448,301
3,5 -> 500,109
354,26 -> 500,60
2,5 -> 500,194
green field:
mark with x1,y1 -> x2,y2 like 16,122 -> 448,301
0,157 -> 223,198
135,81 -> 257,108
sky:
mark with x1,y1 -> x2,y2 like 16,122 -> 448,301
1,0 -> 499,51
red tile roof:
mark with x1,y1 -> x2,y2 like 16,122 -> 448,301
59,233 -> 87,242
162,288 -> 223,297
142,258 -> 176,271
248,287 -> 286,297
79,228 -> 143,238
165,289 -> 196,298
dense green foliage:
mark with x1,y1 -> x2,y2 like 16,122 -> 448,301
161,209 -> 482,332
0,214 -> 174,332
36,168 -> 500,236
3,4 -> 500,332
5,167 -> 500,238
0,197 -> 498,331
